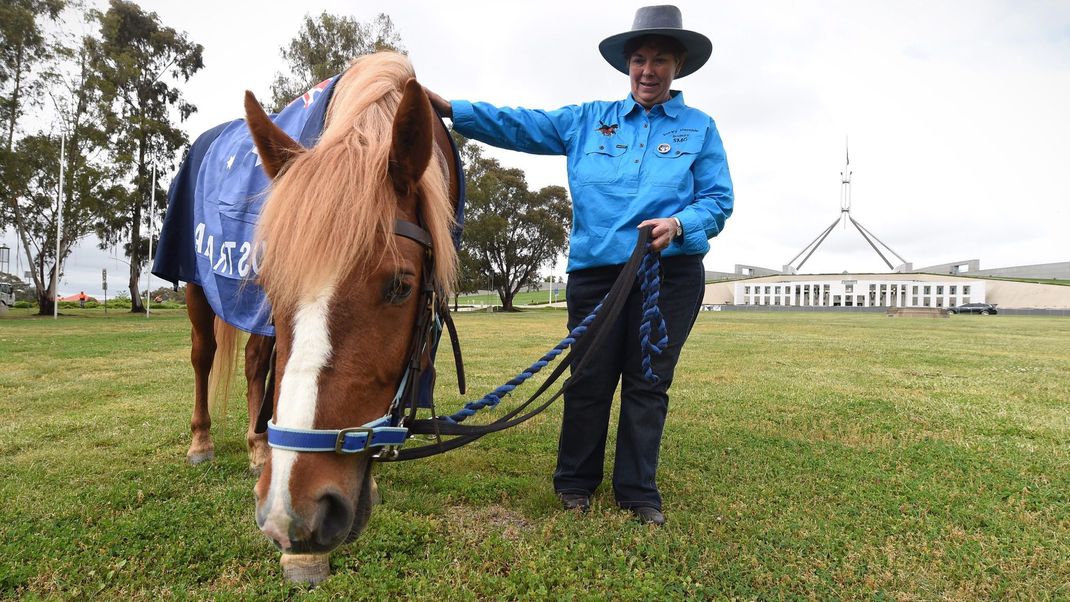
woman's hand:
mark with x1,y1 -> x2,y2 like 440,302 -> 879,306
637,217 -> 679,252
423,86 -> 452,119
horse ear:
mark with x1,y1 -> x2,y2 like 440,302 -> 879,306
389,78 -> 435,193
244,91 -> 304,179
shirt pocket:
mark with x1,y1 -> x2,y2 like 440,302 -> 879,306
650,135 -> 705,188
578,140 -> 627,184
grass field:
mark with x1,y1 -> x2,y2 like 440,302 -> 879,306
456,289 -> 564,307
1,308 -> 1068,599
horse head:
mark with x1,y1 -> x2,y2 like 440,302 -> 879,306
244,54 -> 455,554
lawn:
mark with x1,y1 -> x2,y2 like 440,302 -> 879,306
1,308 -> 1068,599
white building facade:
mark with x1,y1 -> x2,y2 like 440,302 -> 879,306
733,278 -> 987,309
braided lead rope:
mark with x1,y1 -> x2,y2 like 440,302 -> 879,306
443,298 -> 605,423
444,246 -> 666,424
638,246 -> 669,384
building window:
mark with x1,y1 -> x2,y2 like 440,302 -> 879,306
936,285 -> 944,295
963,285 -> 971,295
744,286 -> 750,295
950,285 -> 957,295
913,285 -> 919,294
923,285 -> 931,295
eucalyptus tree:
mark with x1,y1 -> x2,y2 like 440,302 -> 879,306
0,0 -> 66,262
8,42 -> 116,315
86,0 -> 202,313
269,12 -> 404,111
457,138 -> 571,312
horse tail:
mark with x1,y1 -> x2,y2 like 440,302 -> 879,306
208,318 -> 243,418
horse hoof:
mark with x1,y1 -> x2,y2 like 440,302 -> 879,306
281,553 -> 330,585
187,450 -> 215,465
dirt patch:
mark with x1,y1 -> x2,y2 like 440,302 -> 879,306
444,504 -> 533,541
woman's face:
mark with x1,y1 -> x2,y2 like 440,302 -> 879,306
629,44 -> 679,109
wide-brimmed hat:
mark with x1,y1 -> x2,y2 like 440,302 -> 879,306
598,5 -> 712,79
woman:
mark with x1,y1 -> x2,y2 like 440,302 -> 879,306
428,5 -> 733,525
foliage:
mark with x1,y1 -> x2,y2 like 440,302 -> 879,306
0,0 -> 65,167
86,0 -> 203,313
147,284 -> 185,303
0,311 -> 1069,598
0,0 -> 68,313
455,134 -> 570,311
10,43 -> 118,315
269,12 -> 404,111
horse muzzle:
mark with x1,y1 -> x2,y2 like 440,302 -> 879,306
254,453 -> 375,553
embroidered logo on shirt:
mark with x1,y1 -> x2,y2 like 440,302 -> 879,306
663,127 -> 698,144
596,120 -> 619,136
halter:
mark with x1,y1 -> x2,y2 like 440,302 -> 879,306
258,217 -> 456,457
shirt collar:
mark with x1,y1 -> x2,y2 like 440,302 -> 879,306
621,90 -> 685,119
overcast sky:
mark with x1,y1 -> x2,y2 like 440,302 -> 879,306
4,0 -> 1068,297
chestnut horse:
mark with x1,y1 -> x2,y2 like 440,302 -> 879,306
182,53 -> 459,579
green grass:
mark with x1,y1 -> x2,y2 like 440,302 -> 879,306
456,289 -> 563,306
1,308 -> 1069,599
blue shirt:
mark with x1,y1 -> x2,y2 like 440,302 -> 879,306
452,91 -> 733,271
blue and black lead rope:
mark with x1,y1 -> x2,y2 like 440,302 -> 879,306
388,225 -> 666,461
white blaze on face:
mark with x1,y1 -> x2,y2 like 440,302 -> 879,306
261,286 -> 335,546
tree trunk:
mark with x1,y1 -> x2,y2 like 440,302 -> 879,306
36,292 -> 55,316
128,197 -> 144,313
500,287 -> 516,312
129,135 -> 146,313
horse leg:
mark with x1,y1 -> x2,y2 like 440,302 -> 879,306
186,283 -> 216,464
244,334 -> 273,474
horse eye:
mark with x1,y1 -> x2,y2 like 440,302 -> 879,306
384,277 -> 414,304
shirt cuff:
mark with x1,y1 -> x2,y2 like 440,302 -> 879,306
451,100 -> 475,130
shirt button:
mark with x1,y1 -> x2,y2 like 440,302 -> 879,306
599,145 -> 604,149
643,123 -> 648,128
640,143 -> 644,147
634,159 -> 639,163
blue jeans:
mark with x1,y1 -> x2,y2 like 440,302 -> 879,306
553,254 -> 705,510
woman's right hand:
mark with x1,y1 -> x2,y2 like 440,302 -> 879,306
423,86 -> 452,119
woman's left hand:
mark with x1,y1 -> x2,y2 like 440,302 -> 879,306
637,217 -> 678,252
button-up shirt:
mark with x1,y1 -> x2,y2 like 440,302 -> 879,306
451,91 -> 733,271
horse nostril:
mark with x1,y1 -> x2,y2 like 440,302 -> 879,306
314,491 -> 353,548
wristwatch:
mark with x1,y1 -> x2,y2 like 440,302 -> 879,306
671,217 -> 683,240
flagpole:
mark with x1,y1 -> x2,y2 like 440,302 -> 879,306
147,164 -> 155,317
53,134 -> 65,320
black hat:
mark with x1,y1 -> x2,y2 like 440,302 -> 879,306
598,5 -> 712,79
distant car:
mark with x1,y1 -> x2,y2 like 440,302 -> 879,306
948,302 -> 998,315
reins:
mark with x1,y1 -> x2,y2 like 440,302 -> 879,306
256,224 -> 668,463
384,225 -> 662,461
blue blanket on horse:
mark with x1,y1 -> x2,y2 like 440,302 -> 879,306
153,77 -> 464,337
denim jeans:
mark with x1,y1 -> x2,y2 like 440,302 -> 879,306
553,253 -> 705,510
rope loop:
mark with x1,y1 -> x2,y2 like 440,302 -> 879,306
639,245 -> 669,384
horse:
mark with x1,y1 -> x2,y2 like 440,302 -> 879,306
170,52 -> 459,582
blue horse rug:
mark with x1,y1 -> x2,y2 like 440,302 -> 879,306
153,76 -> 465,338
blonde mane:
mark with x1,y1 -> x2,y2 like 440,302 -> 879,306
255,52 -> 456,312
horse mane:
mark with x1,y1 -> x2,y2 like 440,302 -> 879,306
255,52 -> 456,312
